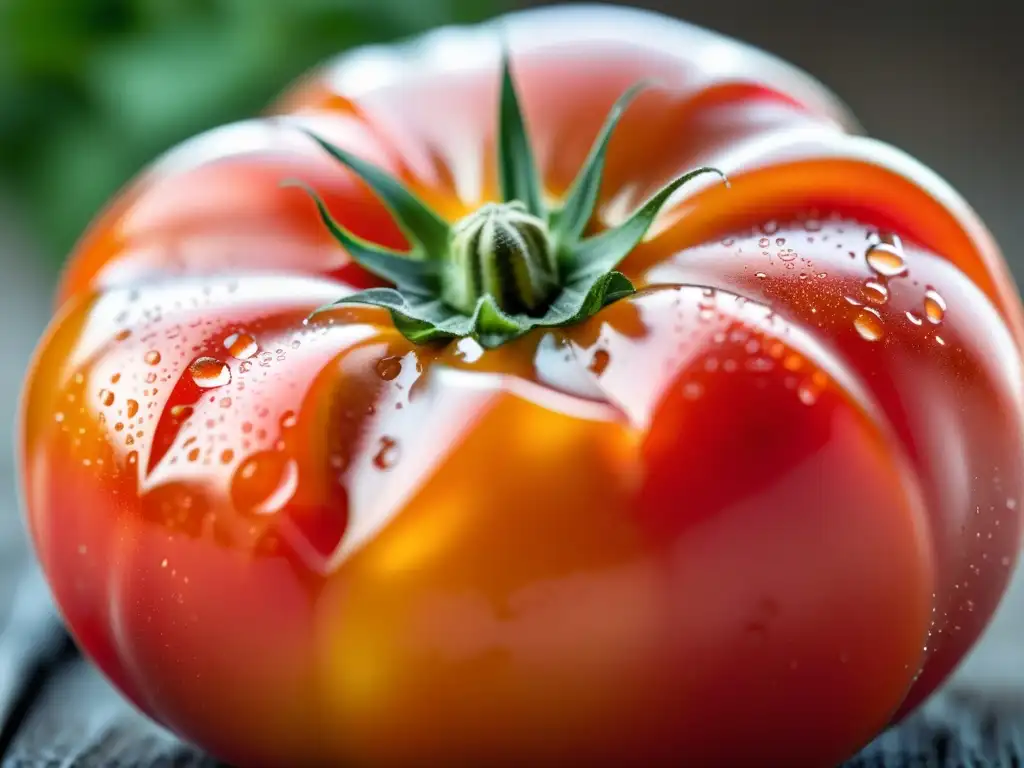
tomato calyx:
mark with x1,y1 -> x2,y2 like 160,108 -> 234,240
290,52 -> 727,348
444,201 -> 558,316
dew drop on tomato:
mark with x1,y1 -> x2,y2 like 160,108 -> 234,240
923,287 -> 946,324
126,399 -> 139,418
99,389 -> 115,406
854,307 -> 885,341
862,279 -> 888,305
589,349 -> 610,375
866,242 -> 907,277
144,350 -> 162,365
224,332 -> 259,360
373,437 -> 400,471
170,404 -> 193,420
231,451 -> 299,516
189,357 -> 231,388
797,381 -> 819,405
376,356 -> 402,381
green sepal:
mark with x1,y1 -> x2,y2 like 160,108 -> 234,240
283,181 -> 438,291
498,50 -> 545,218
316,270 -> 636,348
567,166 -> 729,282
552,81 -> 651,249
296,64 -> 729,351
316,288 -> 456,344
300,130 -> 450,259
550,270 -> 637,320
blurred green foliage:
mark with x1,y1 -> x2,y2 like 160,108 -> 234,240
0,0 -> 503,267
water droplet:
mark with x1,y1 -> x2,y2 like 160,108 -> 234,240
110,373 -> 121,384
682,382 -> 704,400
783,354 -> 803,372
373,436 -> 400,470
99,389 -> 115,406
589,349 -> 611,376
126,399 -> 139,418
224,332 -> 258,360
854,307 -> 885,341
220,397 -> 232,409
844,295 -> 863,306
755,271 -> 767,279
906,311 -> 924,326
144,350 -> 162,365
797,382 -> 819,405
187,447 -> 200,462
189,357 -> 231,388
280,411 -> 297,429
145,372 -> 157,384
775,237 -> 786,246
923,287 -> 946,324
221,449 -> 235,464
115,329 -> 132,342
761,220 -> 779,235
231,451 -> 299,516
866,243 -> 907,277
170,404 -> 193,420
778,248 -> 797,262
935,335 -> 946,346
759,237 -> 770,248
376,356 -> 403,381
862,279 -> 888,305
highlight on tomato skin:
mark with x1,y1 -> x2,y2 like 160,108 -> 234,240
16,4 -> 1024,768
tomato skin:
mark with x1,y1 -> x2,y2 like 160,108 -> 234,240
18,5 -> 1024,767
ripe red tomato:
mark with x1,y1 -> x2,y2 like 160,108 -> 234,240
19,5 -> 1024,767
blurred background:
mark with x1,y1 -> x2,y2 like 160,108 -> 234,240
0,0 -> 1022,762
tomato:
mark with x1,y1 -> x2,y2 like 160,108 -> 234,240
19,5 -> 1024,767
